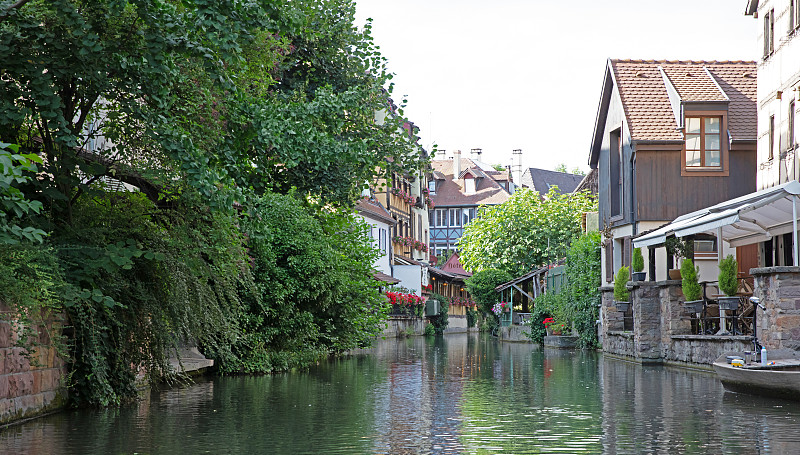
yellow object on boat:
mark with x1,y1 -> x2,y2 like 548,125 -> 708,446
731,359 -> 744,367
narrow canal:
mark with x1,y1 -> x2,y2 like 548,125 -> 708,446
3,333 -> 800,454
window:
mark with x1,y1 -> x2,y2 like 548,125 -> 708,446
769,114 -> 775,160
462,207 -> 475,226
764,8 -> 774,57
790,100 -> 796,149
693,234 -> 717,259
609,128 -> 622,217
435,209 -> 447,227
428,179 -> 436,194
685,117 -> 721,168
464,176 -> 476,194
449,208 -> 461,227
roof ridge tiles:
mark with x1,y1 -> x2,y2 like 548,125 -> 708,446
612,59 -> 756,65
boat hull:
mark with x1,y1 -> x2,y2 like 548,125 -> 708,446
713,350 -> 800,401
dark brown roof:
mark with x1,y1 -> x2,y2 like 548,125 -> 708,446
430,158 -> 510,207
356,197 -> 395,225
373,271 -> 400,284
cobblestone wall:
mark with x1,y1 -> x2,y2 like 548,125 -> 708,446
0,303 -> 68,425
752,266 -> 800,351
604,331 -> 635,357
631,282 -> 663,362
664,335 -> 752,365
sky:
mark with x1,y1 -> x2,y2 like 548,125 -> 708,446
353,0 -> 759,175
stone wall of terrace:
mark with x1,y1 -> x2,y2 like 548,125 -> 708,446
752,266 -> 800,351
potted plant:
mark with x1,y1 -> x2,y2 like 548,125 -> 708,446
718,255 -> 740,311
631,247 -> 646,281
681,258 -> 704,313
666,237 -> 691,280
614,265 -> 630,312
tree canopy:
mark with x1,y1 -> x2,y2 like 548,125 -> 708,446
458,187 -> 597,277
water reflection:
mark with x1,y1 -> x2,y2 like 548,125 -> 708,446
1,334 -> 800,454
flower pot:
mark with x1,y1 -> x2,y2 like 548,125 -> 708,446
668,269 -> 682,280
718,296 -> 740,311
632,271 -> 646,281
682,299 -> 704,314
614,301 -> 630,312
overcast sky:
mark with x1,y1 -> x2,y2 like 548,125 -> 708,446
354,0 -> 759,174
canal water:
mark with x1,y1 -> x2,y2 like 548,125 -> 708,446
2,333 -> 800,454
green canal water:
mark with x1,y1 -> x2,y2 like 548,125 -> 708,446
2,333 -> 800,454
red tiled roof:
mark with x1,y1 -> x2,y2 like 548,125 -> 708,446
356,197 -> 395,225
430,158 -> 510,207
610,60 -> 757,142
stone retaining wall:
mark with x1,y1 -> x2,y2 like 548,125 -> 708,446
752,266 -> 800,351
498,325 -> 533,342
0,303 -> 68,425
604,331 -> 635,357
665,335 -> 752,365
380,316 -> 426,337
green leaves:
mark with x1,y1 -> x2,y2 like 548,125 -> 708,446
458,188 -> 597,276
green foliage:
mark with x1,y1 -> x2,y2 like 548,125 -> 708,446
427,292 -> 449,335
563,231 -> 601,348
632,247 -> 644,273
525,293 -> 560,343
666,237 -> 692,260
681,258 -> 702,301
718,255 -> 739,297
466,307 -> 478,328
0,244 -> 67,362
0,142 -> 47,243
226,192 -> 386,373
465,269 -> 513,314
525,232 -> 601,348
423,323 -> 435,336
614,266 -> 630,302
458,188 -> 597,276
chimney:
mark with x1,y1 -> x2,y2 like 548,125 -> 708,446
453,150 -> 461,178
512,149 -> 523,187
470,148 -> 482,161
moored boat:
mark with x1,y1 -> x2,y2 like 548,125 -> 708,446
713,350 -> 800,401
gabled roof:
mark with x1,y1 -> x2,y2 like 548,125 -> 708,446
573,168 -> 598,195
440,252 -> 472,277
430,158 -> 511,207
521,168 -> 584,196
356,197 -> 395,225
589,59 -> 757,168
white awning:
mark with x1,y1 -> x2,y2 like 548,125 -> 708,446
633,180 -> 800,249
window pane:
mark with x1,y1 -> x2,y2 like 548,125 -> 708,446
704,117 -> 720,134
686,134 -> 701,150
706,149 -> 721,167
705,133 -> 720,151
686,150 -> 701,167
686,118 -> 701,135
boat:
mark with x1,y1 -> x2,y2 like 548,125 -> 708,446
713,350 -> 800,401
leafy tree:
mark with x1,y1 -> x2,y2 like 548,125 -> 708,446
458,188 -> 597,276
563,231 -> 601,347
465,269 -> 512,314
0,142 -> 46,243
554,163 -> 568,173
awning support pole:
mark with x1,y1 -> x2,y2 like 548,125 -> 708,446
793,195 -> 798,267
717,227 -> 723,264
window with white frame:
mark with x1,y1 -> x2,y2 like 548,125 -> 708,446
428,179 -> 436,194
435,209 -> 447,227
449,208 -> 461,227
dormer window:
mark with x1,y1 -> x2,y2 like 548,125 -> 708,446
465,176 -> 476,194
685,116 -> 721,168
428,179 -> 436,194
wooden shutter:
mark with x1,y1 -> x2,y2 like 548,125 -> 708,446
605,242 -> 613,283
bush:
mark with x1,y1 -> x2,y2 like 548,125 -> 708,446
465,269 -> 513,314
424,323 -> 435,336
564,231 -> 601,348
614,266 -> 630,302
524,292 -> 560,343
718,255 -> 739,296
428,292 -> 449,335
681,258 -> 702,301
632,247 -> 644,273
466,307 -> 478,328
